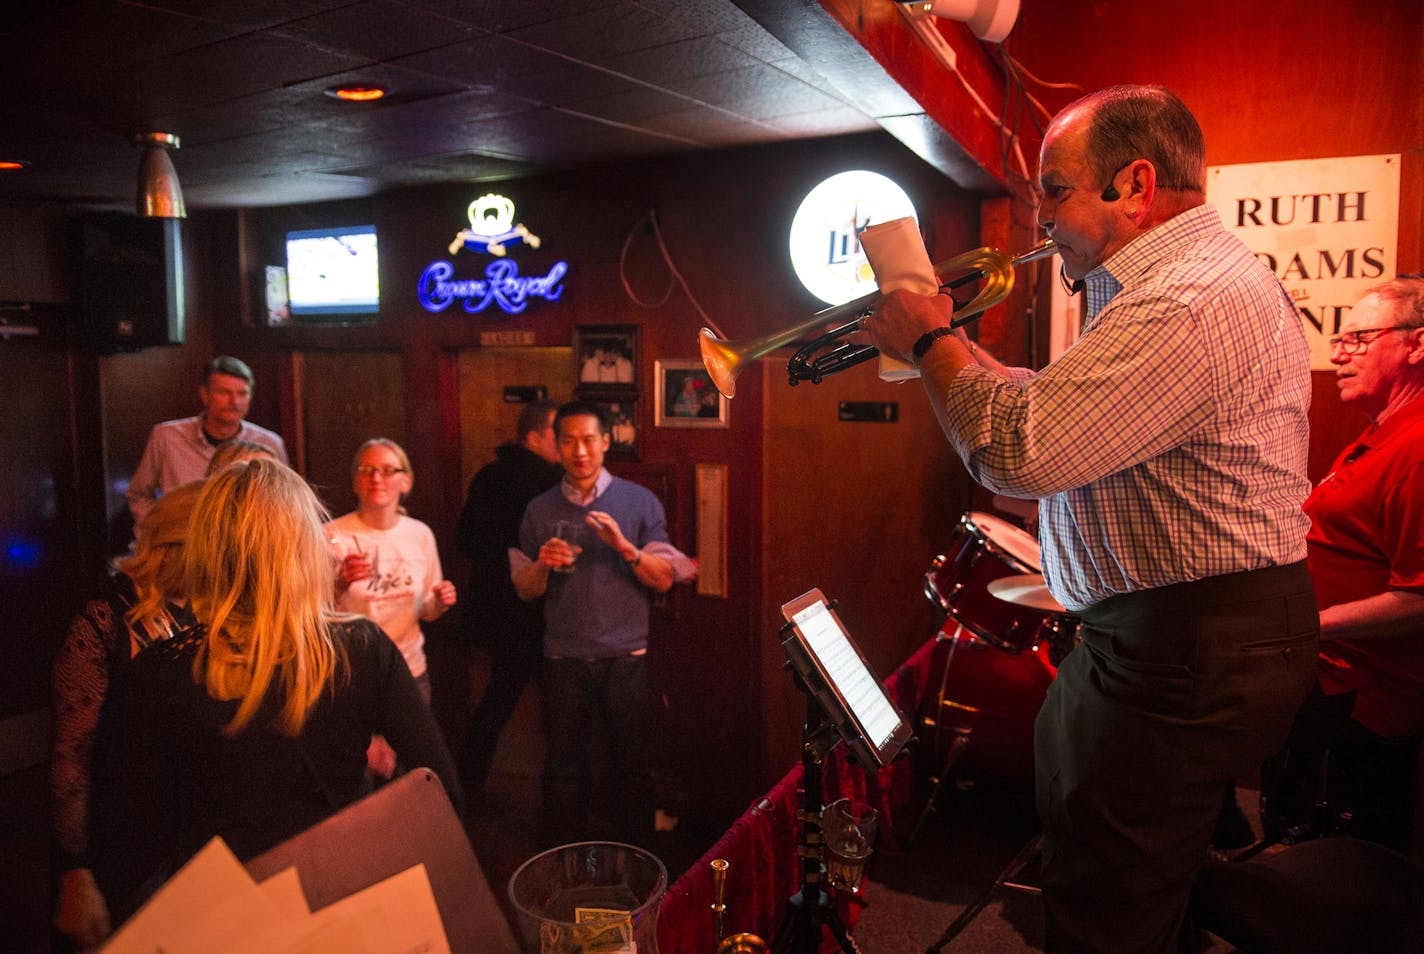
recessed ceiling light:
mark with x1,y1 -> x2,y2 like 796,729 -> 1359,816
324,84 -> 386,102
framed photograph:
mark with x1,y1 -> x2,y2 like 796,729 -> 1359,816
574,324 -> 639,390
654,360 -> 729,428
589,398 -> 640,460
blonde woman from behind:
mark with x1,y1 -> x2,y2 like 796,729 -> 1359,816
115,459 -> 461,906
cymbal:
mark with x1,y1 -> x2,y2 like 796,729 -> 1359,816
987,573 -> 1066,613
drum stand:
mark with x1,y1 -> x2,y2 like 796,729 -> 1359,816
925,831 -> 1042,953
770,676 -> 862,954
909,623 -> 973,845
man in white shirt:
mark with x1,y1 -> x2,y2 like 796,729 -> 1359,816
126,355 -> 288,527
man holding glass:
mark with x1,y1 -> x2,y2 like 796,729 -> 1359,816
512,400 -> 693,849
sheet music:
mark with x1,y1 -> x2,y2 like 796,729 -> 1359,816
100,839 -> 450,954
791,600 -> 901,748
100,838 -> 283,954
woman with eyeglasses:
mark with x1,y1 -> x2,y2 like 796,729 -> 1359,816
325,439 -> 456,727
117,459 -> 459,902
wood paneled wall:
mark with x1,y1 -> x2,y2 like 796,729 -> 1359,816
208,131 -> 980,819
294,350 -> 407,514
758,358 -> 976,777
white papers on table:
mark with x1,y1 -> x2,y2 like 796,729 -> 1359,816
100,837 -> 450,954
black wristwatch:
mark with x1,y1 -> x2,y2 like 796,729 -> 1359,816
912,326 -> 955,363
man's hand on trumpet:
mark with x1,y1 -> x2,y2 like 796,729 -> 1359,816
855,288 -> 976,374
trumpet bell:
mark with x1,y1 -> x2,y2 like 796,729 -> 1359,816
699,326 -> 744,399
698,293 -> 875,399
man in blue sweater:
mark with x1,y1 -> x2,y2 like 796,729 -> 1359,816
513,400 -> 690,848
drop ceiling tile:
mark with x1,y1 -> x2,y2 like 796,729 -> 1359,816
505,1 -> 706,62
276,0 -> 493,60
392,0 -> 624,34
600,35 -> 762,85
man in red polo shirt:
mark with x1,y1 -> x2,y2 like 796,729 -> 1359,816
1272,274 -> 1424,852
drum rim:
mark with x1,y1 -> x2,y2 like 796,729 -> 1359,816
960,510 -> 1041,574
943,606 -> 1036,653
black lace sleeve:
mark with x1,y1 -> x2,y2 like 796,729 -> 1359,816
50,591 -> 129,870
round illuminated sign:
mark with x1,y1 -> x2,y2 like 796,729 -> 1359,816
788,170 -> 918,306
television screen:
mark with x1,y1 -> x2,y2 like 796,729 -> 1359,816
284,225 -> 379,317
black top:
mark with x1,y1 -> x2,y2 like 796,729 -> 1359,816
51,573 -> 196,892
454,441 -> 564,645
122,617 -> 461,886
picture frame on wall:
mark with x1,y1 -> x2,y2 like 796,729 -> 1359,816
588,397 -> 640,460
654,359 -> 729,428
574,324 -> 639,390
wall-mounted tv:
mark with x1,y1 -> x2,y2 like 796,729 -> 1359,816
284,225 -> 379,318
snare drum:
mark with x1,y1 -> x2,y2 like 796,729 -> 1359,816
925,511 -> 1047,652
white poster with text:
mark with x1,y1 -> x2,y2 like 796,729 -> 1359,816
1208,154 -> 1399,370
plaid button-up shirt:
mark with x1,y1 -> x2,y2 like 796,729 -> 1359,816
944,205 -> 1312,612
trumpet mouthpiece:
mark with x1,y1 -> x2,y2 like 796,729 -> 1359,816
1012,237 -> 1058,266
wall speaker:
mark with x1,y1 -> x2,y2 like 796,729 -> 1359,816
79,212 -> 184,353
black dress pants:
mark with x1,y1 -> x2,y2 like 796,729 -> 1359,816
460,630 -> 542,797
1035,563 -> 1318,954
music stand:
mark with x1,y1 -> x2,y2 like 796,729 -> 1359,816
769,683 -> 862,954
771,589 -> 913,954
246,768 -> 517,954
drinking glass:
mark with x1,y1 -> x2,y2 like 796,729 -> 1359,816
553,520 -> 582,573
822,797 -> 878,892
508,841 -> 666,954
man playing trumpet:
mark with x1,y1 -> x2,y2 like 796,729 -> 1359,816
859,84 -> 1318,953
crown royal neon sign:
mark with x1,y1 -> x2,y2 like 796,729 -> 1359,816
417,193 -> 569,315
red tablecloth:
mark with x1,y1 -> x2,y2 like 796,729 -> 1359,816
656,637 -> 939,952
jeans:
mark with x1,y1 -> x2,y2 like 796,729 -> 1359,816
541,654 -> 654,848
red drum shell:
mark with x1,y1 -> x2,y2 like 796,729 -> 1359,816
918,626 -> 1060,783
925,512 -> 1050,653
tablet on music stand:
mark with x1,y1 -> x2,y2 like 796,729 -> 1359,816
779,587 -> 912,771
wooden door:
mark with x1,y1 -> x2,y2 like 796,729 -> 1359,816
455,347 -> 573,487
294,350 -> 406,515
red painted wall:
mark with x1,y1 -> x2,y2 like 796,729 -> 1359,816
1006,0 -> 1424,474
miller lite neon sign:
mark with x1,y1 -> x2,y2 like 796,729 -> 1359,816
788,171 -> 917,306
417,193 -> 569,315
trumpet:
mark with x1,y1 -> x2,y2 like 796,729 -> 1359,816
699,237 -> 1058,398
709,858 -> 769,954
